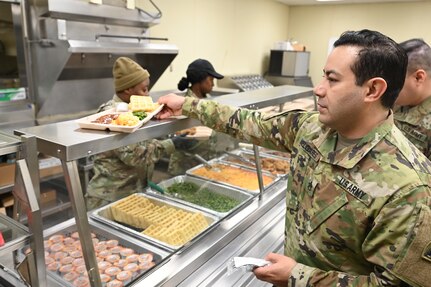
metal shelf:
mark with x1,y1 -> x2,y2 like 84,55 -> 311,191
19,196 -> 71,226
0,171 -> 64,195
14,85 -> 313,161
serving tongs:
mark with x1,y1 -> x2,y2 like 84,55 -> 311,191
191,153 -> 221,172
225,151 -> 256,166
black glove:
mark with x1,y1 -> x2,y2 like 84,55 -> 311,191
172,136 -> 199,150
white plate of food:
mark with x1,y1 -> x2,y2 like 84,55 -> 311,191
174,126 -> 213,140
76,104 -> 164,133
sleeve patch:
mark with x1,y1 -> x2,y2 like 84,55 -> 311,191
393,202 -> 431,287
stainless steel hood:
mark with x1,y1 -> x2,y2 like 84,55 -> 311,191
21,0 -> 178,124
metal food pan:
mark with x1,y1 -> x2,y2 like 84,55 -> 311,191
146,175 -> 253,218
220,149 -> 291,176
90,193 -> 219,252
186,159 -> 279,194
258,147 -> 292,160
43,218 -> 168,287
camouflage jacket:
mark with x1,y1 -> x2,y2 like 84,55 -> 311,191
168,89 -> 235,175
86,95 -> 174,203
182,97 -> 431,287
394,96 -> 431,160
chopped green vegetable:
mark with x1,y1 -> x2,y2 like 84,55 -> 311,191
166,182 -> 241,212
132,111 -> 147,120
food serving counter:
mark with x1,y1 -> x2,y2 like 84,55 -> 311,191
14,85 -> 313,286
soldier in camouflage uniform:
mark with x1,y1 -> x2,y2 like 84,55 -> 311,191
158,30 -> 431,287
168,59 -> 236,175
85,57 -> 175,210
394,38 -> 431,160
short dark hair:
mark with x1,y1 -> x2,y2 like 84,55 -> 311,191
399,38 -> 431,74
334,29 -> 407,109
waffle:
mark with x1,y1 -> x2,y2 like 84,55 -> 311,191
129,95 -> 160,112
110,194 -> 209,246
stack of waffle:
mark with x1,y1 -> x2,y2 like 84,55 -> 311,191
111,194 -> 209,246
129,96 -> 160,112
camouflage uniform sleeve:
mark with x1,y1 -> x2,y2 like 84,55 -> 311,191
113,139 -> 174,167
288,186 -> 431,287
182,97 -> 310,153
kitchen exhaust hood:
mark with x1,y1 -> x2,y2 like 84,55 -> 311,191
22,0 -> 178,124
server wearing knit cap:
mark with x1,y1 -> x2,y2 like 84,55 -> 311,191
85,57 -> 175,210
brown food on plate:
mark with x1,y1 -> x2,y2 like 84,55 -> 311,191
92,114 -> 119,125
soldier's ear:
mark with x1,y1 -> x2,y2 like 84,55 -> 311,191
364,77 -> 387,104
413,69 -> 426,83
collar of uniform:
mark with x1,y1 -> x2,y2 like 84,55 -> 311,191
185,88 -> 211,99
184,89 -> 197,98
394,96 -> 431,125
112,94 -> 125,103
312,112 -> 394,168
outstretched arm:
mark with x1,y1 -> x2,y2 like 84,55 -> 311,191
157,93 -> 186,119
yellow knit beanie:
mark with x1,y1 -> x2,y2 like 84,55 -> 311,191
113,57 -> 150,92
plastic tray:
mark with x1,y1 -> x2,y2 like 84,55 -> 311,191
76,105 -> 163,133
90,193 -> 219,252
43,219 -> 168,287
186,159 -> 279,194
146,175 -> 253,218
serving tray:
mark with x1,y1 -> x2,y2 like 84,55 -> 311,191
43,219 -> 168,287
90,193 -> 219,252
146,175 -> 253,218
76,105 -> 163,133
219,149 -> 291,177
186,159 -> 279,194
